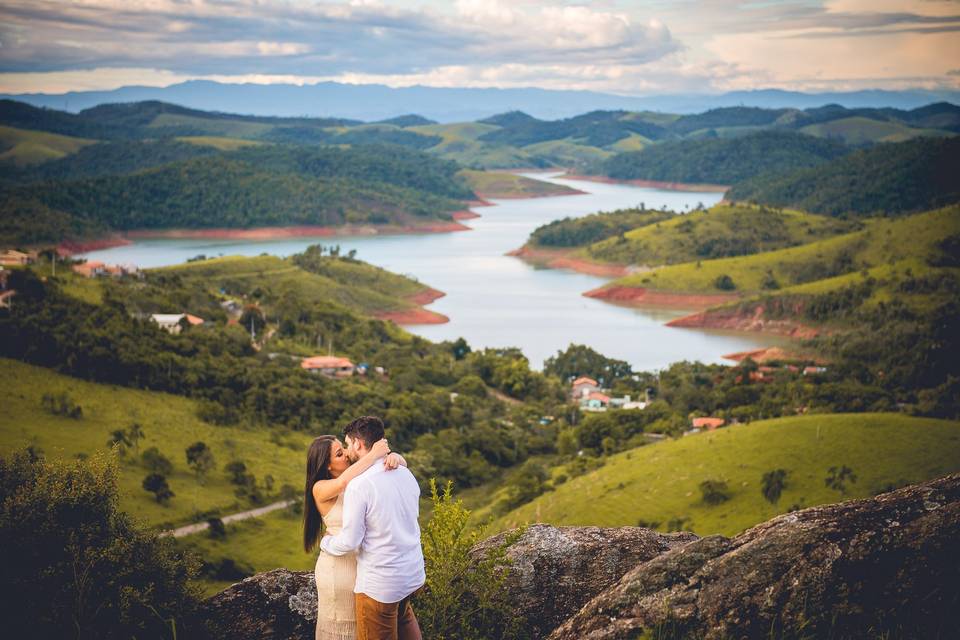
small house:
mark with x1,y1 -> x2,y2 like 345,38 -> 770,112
0,250 -> 35,266
581,391 -> 610,412
150,313 -> 204,335
691,417 -> 725,431
571,376 -> 600,399
301,355 -> 356,378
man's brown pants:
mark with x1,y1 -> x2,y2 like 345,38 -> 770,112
355,590 -> 422,640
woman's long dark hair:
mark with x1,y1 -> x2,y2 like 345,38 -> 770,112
303,435 -> 336,553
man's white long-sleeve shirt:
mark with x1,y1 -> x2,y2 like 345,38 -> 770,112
319,460 -> 425,604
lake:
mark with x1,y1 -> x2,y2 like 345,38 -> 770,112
80,173 -> 787,371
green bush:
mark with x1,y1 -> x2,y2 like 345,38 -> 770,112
699,479 -> 731,505
0,449 -> 200,638
40,391 -> 82,418
418,480 -> 523,640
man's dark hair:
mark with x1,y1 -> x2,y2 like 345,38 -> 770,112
343,415 -> 385,449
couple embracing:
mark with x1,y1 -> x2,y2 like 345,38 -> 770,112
303,416 -> 424,640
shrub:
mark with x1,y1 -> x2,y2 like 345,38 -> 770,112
714,274 -> 736,291
141,446 -> 174,475
207,517 -> 227,540
761,469 -> 788,504
143,473 -> 175,504
40,391 -> 83,418
699,479 -> 731,505
418,480 -> 523,640
0,449 -> 200,638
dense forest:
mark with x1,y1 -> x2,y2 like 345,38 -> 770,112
595,131 -> 849,185
528,207 -> 676,247
728,137 -> 960,217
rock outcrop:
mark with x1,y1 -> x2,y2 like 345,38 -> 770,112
200,568 -> 316,640
199,475 -> 960,639
549,473 -> 960,639
471,524 -> 698,638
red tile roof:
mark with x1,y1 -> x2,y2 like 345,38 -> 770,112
301,356 -> 355,370
692,417 -> 725,430
572,376 -> 599,387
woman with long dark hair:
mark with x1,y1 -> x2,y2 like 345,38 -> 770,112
303,433 -> 406,640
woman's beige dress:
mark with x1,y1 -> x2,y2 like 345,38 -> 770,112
315,493 -> 358,640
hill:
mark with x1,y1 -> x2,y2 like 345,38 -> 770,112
458,170 -> 583,199
592,205 -> 960,296
728,136 -> 960,217
483,413 -> 960,537
0,357 -> 313,530
0,125 -> 96,166
594,130 -> 848,185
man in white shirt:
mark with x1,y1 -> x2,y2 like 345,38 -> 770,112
320,416 -> 425,640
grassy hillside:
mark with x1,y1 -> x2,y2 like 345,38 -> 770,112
799,116 -> 950,145
728,137 -> 960,217
483,413 -> 960,537
601,205 -> 960,294
176,135 -> 264,150
580,204 -> 855,266
157,253 -> 429,317
0,358 -> 313,530
459,169 -> 582,198
0,125 -> 96,165
595,131 -> 848,185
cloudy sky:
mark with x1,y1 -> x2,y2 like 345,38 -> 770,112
1,0 -> 958,94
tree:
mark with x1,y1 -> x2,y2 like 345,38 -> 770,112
185,441 -> 215,483
450,337 -> 471,361
503,460 -> 549,510
224,460 -> 249,485
207,517 -> 226,540
0,449 -> 199,638
714,274 -> 736,290
544,343 -> 633,387
825,465 -> 857,494
142,473 -> 175,504
107,429 -> 131,456
761,469 -> 788,504
126,422 -> 145,455
141,446 -> 173,475
699,479 -> 731,505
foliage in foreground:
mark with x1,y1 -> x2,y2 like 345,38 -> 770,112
419,480 -> 524,640
0,449 -> 201,639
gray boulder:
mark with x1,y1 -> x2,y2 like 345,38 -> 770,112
548,473 -> 960,639
471,524 -> 698,638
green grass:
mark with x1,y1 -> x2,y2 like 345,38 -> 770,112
148,113 -> 272,138
582,204 -> 853,267
0,358 -> 316,530
481,413 -> 960,537
605,205 -> 960,293
459,169 -> 581,198
0,125 -> 96,165
176,507 -> 314,596
175,136 -> 265,151
609,133 -> 649,152
800,116 -> 951,145
522,139 -> 612,166
155,254 -> 429,316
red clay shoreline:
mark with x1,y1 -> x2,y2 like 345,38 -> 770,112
507,246 -> 630,278
58,219 -> 476,256
375,287 -> 449,325
563,173 -> 730,193
584,285 -> 740,310
667,305 -> 821,339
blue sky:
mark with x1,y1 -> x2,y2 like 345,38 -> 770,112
0,0 -> 957,94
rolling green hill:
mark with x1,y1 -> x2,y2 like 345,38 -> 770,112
595,130 -> 848,185
599,205 -> 960,294
483,413 -> 960,537
798,116 -> 951,145
0,125 -> 96,166
0,358 -> 313,530
459,169 -> 582,198
728,137 -> 960,217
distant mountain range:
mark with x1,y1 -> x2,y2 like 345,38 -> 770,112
4,80 -> 960,122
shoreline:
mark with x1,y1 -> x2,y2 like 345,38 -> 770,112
583,285 -> 740,310
507,245 -> 629,278
59,219 -> 476,256
562,173 -> 730,193
666,305 -> 821,339
375,287 -> 449,326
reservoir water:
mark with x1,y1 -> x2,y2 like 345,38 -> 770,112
80,173 -> 787,371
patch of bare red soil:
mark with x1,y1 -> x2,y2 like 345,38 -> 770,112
407,288 -> 446,306
451,210 -> 482,220
375,309 -> 449,325
584,285 -> 739,309
508,246 -> 629,278
668,304 -> 821,338
563,174 -> 730,193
